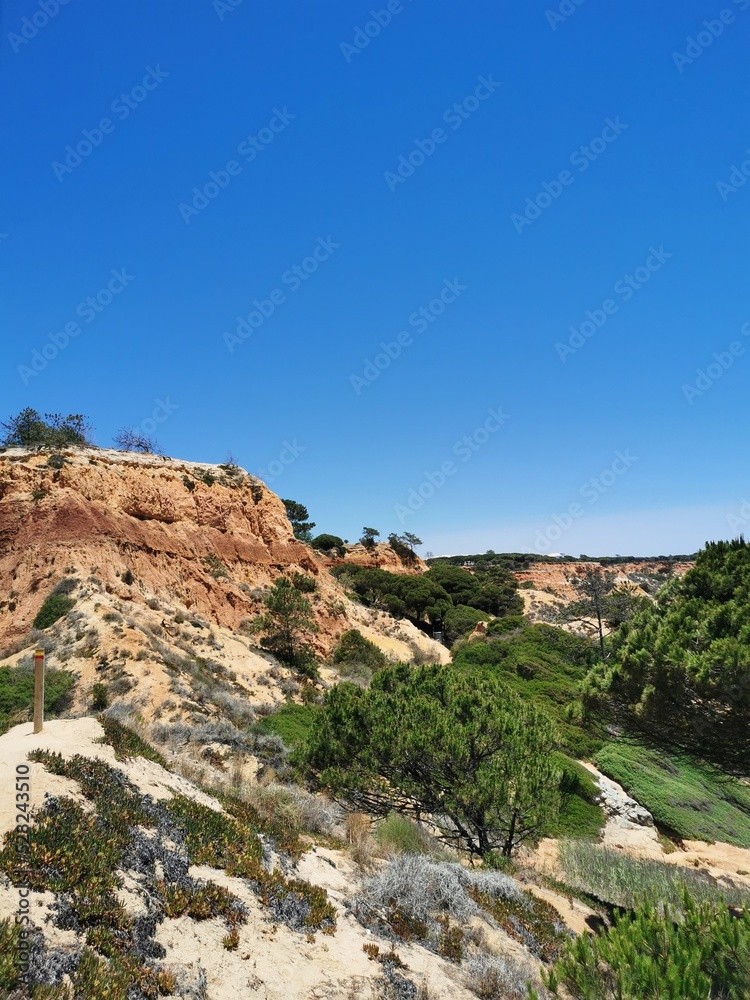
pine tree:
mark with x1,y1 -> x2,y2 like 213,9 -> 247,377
301,664 -> 561,858
535,893 -> 750,999
254,578 -> 319,676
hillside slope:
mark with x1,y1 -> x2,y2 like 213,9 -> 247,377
0,448 -> 448,730
0,717 -> 534,1000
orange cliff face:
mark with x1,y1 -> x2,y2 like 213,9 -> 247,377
0,448 -> 320,646
513,559 -> 694,603
318,542 -> 427,575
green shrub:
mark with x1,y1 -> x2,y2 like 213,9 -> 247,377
311,533 -> 346,557
594,742 -> 750,847
332,629 -> 387,673
97,715 -> 168,766
91,683 -> 109,710
536,894 -> 750,999
442,605 -> 488,645
253,703 -> 319,747
33,592 -> 76,629
0,918 -> 21,991
291,572 -> 317,593
166,794 -> 263,870
0,663 -> 74,735
160,880 -> 247,925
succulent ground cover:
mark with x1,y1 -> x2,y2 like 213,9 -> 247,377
0,742 -> 336,997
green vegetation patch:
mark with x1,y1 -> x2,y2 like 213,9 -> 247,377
536,895 -> 750,1000
332,628 -> 388,675
472,889 -> 570,964
331,559 -> 522,627
453,623 -> 603,758
33,593 -> 76,629
544,757 -> 604,840
0,663 -> 74,735
165,793 -> 263,870
595,741 -> 750,847
0,917 -> 23,994
253,702 -> 320,747
97,714 -> 168,767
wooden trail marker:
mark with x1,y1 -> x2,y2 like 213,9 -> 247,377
34,649 -> 45,734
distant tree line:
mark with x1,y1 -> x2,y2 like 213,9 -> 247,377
330,560 -> 522,633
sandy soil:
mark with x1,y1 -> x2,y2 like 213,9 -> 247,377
530,763 -> 750,894
0,719 -> 488,999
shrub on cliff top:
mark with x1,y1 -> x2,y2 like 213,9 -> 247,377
1,408 -> 94,449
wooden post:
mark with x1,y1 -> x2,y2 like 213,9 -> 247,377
33,649 -> 45,734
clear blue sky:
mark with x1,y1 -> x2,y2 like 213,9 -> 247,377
2,1 -> 749,556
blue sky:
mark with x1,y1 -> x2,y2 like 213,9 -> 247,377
2,1 -> 749,557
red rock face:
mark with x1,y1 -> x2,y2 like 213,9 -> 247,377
0,449 -> 321,645
513,560 -> 694,602
320,543 -> 427,575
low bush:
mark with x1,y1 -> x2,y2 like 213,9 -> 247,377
253,703 -> 319,747
91,683 -> 109,710
357,854 -> 566,965
332,629 -> 388,675
160,880 -> 247,927
374,813 -> 454,860
98,715 -> 168,766
238,782 -> 339,840
360,854 -> 522,925
0,917 -> 22,993
291,572 -> 317,593
33,592 -> 76,629
165,794 -> 263,871
464,951 -> 534,1000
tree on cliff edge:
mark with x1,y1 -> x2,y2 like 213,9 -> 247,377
1,409 -> 94,450
282,499 -> 316,541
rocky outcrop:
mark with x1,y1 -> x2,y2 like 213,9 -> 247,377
513,560 -> 692,603
592,771 -> 654,828
0,449 -> 443,664
318,542 -> 427,575
580,761 -> 654,831
0,449 -> 322,646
